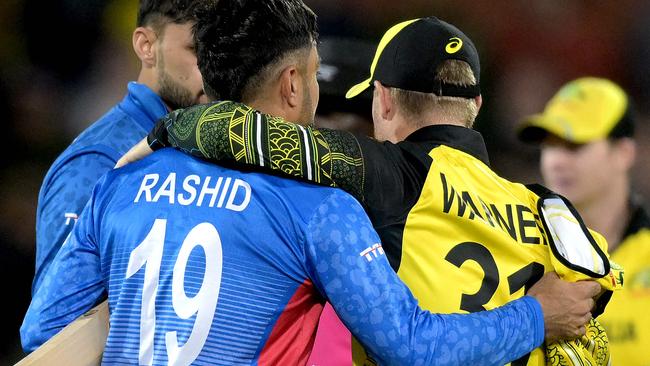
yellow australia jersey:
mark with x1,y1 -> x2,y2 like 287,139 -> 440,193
397,145 -> 552,366
599,207 -> 650,366
352,141 -> 618,366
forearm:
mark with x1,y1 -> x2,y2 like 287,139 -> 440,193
151,101 -> 366,200
21,261 -> 104,352
336,288 -> 543,365
418,296 -> 543,366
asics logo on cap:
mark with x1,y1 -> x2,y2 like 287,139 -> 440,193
445,37 -> 463,54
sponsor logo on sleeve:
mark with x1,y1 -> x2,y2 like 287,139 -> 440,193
65,212 -> 78,225
360,243 -> 385,262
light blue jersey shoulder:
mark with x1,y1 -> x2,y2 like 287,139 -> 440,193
33,82 -> 168,293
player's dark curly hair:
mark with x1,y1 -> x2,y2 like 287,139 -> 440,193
137,0 -> 199,32
194,0 -> 318,101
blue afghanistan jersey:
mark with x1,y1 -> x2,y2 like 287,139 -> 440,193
33,82 -> 167,294
22,148 -> 544,366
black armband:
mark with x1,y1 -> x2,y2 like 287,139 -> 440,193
147,118 -> 170,151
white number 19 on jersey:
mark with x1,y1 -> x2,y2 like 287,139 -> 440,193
126,219 -> 223,366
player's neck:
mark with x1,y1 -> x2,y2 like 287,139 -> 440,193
245,95 -> 304,126
392,112 -> 466,142
136,68 -> 172,112
578,180 -> 631,252
136,69 -> 157,94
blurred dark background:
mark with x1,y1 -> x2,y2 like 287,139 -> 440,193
1,0 -> 649,363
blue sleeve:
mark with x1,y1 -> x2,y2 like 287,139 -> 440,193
304,191 -> 545,366
22,178 -> 107,353
34,147 -> 118,294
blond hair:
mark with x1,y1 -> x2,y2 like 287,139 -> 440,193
390,60 -> 479,128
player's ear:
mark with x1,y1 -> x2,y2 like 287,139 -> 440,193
375,81 -> 395,121
614,137 -> 636,171
279,65 -> 301,109
475,95 -> 483,112
133,26 -> 158,68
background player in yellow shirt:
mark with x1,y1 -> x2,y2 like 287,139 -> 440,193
519,77 -> 650,366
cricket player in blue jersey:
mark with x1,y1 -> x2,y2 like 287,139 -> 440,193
32,0 -> 208,293
23,145 -> 550,365
23,0 -> 600,364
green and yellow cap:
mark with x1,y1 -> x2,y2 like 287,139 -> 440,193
346,16 -> 481,99
519,77 -> 634,144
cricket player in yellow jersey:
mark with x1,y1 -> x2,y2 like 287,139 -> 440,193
120,18 -> 622,365
520,77 -> 650,366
